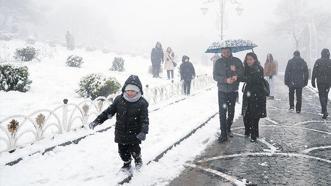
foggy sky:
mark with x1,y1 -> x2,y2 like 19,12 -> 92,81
7,0 -> 331,69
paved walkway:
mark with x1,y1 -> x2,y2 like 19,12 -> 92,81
169,77 -> 331,186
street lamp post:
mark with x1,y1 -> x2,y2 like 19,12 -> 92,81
219,0 -> 225,40
201,0 -> 243,40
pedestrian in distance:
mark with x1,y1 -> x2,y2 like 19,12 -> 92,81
284,50 -> 309,113
151,42 -> 164,78
180,55 -> 196,95
264,53 -> 278,99
312,48 -> 331,119
164,47 -> 176,80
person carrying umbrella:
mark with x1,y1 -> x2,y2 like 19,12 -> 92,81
213,47 -> 244,143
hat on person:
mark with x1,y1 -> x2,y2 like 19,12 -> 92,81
125,84 -> 140,93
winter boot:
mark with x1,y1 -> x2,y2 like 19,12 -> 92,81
322,112 -> 328,119
134,157 -> 143,169
228,130 -> 234,138
218,136 -> 228,143
121,160 -> 132,171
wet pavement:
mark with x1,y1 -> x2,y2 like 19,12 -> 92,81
168,78 -> 331,186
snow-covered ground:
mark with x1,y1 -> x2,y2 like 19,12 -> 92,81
0,85 -> 243,186
0,40 -> 236,186
0,40 -> 211,119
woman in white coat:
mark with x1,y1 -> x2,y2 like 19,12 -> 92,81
164,47 -> 176,80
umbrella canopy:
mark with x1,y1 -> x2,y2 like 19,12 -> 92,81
205,39 -> 257,53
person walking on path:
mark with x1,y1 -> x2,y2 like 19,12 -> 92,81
213,47 -> 244,143
264,53 -> 278,99
180,55 -> 196,95
284,51 -> 309,113
242,52 -> 267,142
151,42 -> 164,78
164,47 -> 176,80
89,75 -> 149,171
311,48 -> 331,119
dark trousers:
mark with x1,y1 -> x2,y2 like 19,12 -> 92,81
218,91 -> 238,138
152,64 -> 161,78
243,112 -> 260,140
289,87 -> 303,111
318,84 -> 330,114
118,143 -> 141,163
183,80 -> 192,95
167,70 -> 174,79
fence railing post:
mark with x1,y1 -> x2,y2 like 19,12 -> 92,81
62,99 -> 69,132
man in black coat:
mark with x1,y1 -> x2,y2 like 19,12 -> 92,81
89,75 -> 149,170
284,51 -> 309,113
312,48 -> 331,119
213,47 -> 244,143
180,55 -> 196,95
151,42 -> 164,78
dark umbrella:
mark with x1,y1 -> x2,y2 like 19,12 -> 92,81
205,39 -> 257,53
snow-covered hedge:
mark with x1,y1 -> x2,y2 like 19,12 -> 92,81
0,64 -> 32,92
14,47 -> 37,62
76,73 -> 121,100
110,57 -> 125,72
66,55 -> 84,68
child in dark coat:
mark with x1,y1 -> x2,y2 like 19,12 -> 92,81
89,75 -> 149,170
180,55 -> 196,95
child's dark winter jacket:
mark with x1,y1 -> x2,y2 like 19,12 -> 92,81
180,56 -> 196,81
93,75 -> 149,144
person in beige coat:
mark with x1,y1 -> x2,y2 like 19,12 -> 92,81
264,53 -> 278,99
164,47 -> 176,80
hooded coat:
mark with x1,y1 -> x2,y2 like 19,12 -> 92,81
242,62 -> 267,118
180,56 -> 196,81
94,75 -> 149,144
312,49 -> 331,86
151,44 -> 164,66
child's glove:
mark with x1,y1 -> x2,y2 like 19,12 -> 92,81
136,132 -> 146,141
89,122 -> 98,130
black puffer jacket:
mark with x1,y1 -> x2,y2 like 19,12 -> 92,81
242,63 -> 267,119
180,56 -> 196,81
312,49 -> 331,86
284,57 -> 309,88
94,75 -> 149,144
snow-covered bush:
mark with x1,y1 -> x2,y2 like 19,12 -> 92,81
0,64 -> 32,92
102,48 -> 111,54
66,55 -> 84,68
76,74 -> 121,100
110,57 -> 125,72
14,47 -> 37,61
85,46 -> 96,52
26,38 -> 36,45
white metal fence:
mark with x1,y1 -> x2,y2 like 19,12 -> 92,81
0,74 -> 214,153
